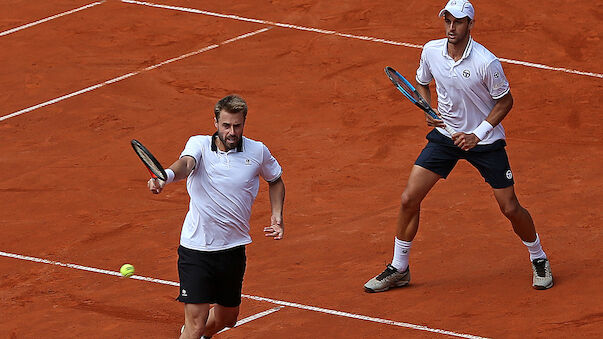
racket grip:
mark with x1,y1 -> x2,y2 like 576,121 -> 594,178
444,124 -> 456,136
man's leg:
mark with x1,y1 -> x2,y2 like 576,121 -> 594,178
202,305 -> 240,338
364,165 -> 441,292
492,185 -> 536,242
180,303 -> 210,339
396,165 -> 442,241
493,185 -> 553,289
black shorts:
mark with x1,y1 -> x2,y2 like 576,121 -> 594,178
415,129 -> 515,189
177,245 -> 246,307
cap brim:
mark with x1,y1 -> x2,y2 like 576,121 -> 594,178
438,8 -> 469,19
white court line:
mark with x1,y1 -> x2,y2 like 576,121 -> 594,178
0,1 -> 106,37
0,27 -> 271,122
218,306 -> 284,334
0,250 -> 489,339
121,0 -> 603,79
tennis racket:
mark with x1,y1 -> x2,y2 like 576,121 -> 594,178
130,139 -> 167,181
384,66 -> 456,136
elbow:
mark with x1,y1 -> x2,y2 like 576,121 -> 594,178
505,92 -> 514,110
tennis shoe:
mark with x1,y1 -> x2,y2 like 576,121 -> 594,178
364,264 -> 410,293
531,258 -> 554,290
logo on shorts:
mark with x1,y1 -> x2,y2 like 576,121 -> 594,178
505,170 -> 513,180
462,69 -> 471,78
181,289 -> 188,297
245,159 -> 251,165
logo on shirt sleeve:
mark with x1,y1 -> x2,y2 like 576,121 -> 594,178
245,159 -> 252,165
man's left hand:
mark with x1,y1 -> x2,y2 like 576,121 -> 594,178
452,132 -> 480,151
264,216 -> 284,240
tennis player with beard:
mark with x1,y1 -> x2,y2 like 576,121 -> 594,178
148,94 -> 285,338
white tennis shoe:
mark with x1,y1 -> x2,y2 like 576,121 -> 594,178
531,258 -> 554,290
364,264 -> 410,293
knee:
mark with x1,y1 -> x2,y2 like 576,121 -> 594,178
499,200 -> 522,219
400,191 -> 420,211
185,323 -> 205,337
216,308 -> 239,328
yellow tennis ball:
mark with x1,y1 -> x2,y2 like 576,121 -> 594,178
120,264 -> 135,278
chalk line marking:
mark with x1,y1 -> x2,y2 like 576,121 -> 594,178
121,0 -> 603,79
180,307 -> 284,335
0,27 -> 271,122
0,250 -> 489,339
0,1 -> 106,37
218,306 -> 284,334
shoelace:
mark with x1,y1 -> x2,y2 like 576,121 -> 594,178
534,259 -> 547,277
377,265 -> 397,280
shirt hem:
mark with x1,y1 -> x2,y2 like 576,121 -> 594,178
180,239 -> 252,252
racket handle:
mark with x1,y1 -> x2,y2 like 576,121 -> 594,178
443,124 -> 456,136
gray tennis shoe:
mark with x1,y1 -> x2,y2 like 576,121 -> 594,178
531,258 -> 554,290
364,264 -> 410,293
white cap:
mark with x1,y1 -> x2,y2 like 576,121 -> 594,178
438,0 -> 475,20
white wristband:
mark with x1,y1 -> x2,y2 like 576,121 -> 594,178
165,168 -> 175,184
472,120 -> 494,141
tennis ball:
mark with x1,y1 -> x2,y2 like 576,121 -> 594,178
120,264 -> 135,278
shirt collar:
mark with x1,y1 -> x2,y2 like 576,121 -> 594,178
442,35 -> 474,62
211,132 -> 243,152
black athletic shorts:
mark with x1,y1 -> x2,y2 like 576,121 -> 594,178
415,129 -> 515,189
177,245 -> 246,307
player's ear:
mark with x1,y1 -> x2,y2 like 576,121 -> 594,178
468,18 -> 474,30
214,117 -> 218,129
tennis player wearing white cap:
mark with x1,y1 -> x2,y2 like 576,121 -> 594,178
364,0 -> 553,292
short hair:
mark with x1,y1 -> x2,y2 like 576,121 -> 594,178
214,95 -> 248,120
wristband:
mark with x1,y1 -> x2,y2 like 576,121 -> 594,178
165,168 -> 175,184
472,120 -> 493,141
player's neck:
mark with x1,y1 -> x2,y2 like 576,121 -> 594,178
214,136 -> 228,152
447,36 -> 470,62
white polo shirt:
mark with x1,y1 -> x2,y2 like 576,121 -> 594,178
416,36 -> 510,144
178,134 -> 282,252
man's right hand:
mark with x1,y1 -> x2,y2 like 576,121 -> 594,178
148,178 -> 165,194
425,110 -> 446,128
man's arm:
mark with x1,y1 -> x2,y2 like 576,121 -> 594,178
264,177 -> 285,240
453,92 -> 514,151
484,91 -> 514,127
148,156 -> 196,194
416,82 -> 446,128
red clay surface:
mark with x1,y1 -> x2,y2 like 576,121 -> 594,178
1,0 -> 601,338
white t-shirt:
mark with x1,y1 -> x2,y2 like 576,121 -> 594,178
416,37 -> 510,144
178,134 -> 282,252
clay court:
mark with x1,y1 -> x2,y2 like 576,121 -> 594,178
1,0 -> 601,337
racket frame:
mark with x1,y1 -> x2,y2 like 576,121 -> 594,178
130,139 -> 167,181
384,66 -> 456,136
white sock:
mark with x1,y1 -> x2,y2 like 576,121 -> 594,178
522,233 -> 547,261
391,237 -> 411,271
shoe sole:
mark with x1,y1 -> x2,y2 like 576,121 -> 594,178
533,279 -> 554,290
364,280 -> 409,293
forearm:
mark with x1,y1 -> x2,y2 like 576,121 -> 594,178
167,156 -> 196,182
415,82 -> 432,106
472,92 -> 513,141
268,177 -> 285,217
485,92 -> 513,127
